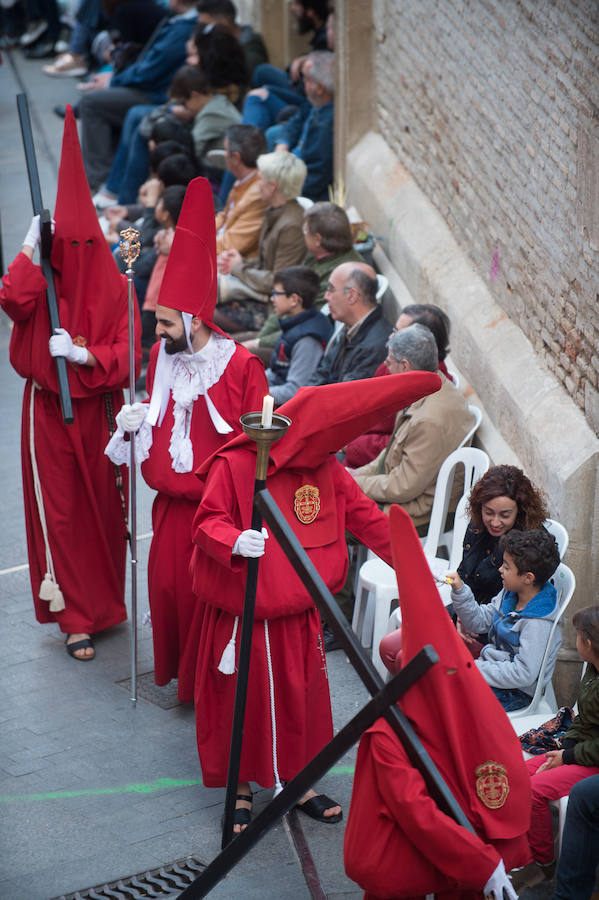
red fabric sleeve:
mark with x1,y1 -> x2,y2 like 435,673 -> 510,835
192,457 -> 246,573
334,463 -> 392,565
345,427 -> 393,468
0,253 -> 47,322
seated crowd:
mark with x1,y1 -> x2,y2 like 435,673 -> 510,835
7,0 -> 596,891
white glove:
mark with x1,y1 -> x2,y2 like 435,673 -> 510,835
233,528 -> 269,558
23,215 -> 55,250
49,328 -> 88,365
23,215 -> 41,250
116,402 -> 147,432
483,860 -> 518,899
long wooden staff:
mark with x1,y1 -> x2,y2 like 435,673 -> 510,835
16,93 -> 73,425
119,226 -> 141,705
221,406 -> 290,848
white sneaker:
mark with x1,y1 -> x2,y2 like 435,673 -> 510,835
20,19 -> 48,46
92,190 -> 117,209
43,52 -> 88,77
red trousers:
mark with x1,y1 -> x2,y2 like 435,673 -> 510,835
526,754 -> 599,863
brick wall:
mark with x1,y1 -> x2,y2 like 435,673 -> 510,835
373,0 -> 599,430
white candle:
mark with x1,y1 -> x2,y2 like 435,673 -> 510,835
261,394 -> 274,428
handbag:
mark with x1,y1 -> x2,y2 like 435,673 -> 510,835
519,706 -> 575,755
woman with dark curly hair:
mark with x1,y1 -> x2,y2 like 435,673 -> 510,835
379,466 -> 551,675
457,465 -> 548,605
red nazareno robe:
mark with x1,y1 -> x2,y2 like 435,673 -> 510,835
344,720 -> 529,900
1,252 -> 140,634
190,451 -> 394,788
141,340 -> 267,701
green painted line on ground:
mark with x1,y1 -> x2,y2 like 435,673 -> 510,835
0,765 -> 355,803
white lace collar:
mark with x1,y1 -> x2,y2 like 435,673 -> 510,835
144,332 -> 236,473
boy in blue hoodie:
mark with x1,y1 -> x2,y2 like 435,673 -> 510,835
266,265 -> 332,405
448,529 -> 561,711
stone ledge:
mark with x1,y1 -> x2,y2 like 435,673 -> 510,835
346,131 -> 599,703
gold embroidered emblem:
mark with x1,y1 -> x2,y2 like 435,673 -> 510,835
475,760 -> 510,809
73,335 -> 88,348
294,484 -> 320,524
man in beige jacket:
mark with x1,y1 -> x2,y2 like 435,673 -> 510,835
351,323 -> 474,529
215,125 -> 268,257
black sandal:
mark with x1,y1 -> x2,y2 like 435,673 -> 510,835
296,793 -> 342,824
65,635 -> 95,661
233,792 -> 253,829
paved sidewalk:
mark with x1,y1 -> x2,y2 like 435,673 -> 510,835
0,49 -> 365,900
0,48 -> 556,900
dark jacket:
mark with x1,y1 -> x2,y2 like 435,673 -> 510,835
269,307 -> 333,379
562,664 -> 599,766
457,524 -> 503,605
276,101 -> 334,202
111,11 -> 197,101
309,305 -> 392,386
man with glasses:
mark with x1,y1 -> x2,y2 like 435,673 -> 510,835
308,262 -> 392,386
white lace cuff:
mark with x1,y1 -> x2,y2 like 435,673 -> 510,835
105,419 -> 153,466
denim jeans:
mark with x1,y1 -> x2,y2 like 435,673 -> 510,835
554,774 -> 599,899
490,686 -> 530,711
104,104 -> 154,203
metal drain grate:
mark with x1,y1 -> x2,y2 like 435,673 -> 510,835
115,672 -> 182,709
51,854 -> 205,899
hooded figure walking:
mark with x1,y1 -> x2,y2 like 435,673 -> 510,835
0,107 -> 141,661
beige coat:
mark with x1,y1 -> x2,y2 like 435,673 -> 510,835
215,171 -> 268,258
231,199 -> 306,298
354,374 -> 475,526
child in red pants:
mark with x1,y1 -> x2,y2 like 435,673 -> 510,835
512,604 -> 599,891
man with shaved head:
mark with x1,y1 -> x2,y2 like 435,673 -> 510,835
308,262 -> 392,386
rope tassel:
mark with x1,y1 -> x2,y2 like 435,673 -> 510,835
29,383 -> 66,615
218,616 -> 239,674
39,572 -> 65,612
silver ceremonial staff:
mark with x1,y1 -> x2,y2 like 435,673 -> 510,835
119,225 -> 141,705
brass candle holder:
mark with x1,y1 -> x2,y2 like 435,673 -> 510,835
240,411 -> 291,481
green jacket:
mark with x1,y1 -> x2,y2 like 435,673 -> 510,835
563,664 -> 599,766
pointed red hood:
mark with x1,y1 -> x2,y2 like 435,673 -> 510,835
196,371 -> 442,479
157,176 -> 228,337
50,104 -> 124,343
388,504 -> 531,839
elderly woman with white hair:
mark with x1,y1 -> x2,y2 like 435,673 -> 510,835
214,150 -> 308,333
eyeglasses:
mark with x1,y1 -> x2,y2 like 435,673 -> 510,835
270,290 -> 287,297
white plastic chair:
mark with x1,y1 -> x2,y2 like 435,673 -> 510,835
375,274 -> 388,300
351,557 -> 399,677
508,562 -> 576,720
459,404 -> 483,451
544,518 -> 569,559
421,445 -> 489,562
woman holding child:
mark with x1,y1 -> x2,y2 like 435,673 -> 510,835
447,529 -> 561,711
457,465 -> 549,605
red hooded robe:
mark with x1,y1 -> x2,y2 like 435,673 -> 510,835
343,505 -> 531,899
190,372 -> 441,788
134,177 -> 267,701
0,106 -> 141,635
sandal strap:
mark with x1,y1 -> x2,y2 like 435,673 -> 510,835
236,793 -> 252,802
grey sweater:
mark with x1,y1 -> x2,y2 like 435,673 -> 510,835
451,581 -> 561,697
